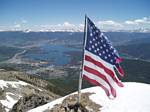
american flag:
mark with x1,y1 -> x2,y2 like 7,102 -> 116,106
82,17 -> 124,98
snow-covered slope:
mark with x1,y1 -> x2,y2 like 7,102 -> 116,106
28,82 -> 150,112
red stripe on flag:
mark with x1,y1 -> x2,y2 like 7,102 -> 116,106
85,55 -> 124,87
116,57 -> 123,63
82,75 -> 110,97
84,66 -> 116,97
117,65 -> 124,77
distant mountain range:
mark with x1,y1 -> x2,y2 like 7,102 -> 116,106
0,31 -> 150,46
1,27 -> 150,33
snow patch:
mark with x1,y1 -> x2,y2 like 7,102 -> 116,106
0,80 -> 28,90
0,92 -> 19,112
28,82 -> 150,112
88,82 -> 150,112
0,80 -> 28,111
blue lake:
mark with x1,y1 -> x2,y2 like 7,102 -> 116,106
24,44 -> 80,66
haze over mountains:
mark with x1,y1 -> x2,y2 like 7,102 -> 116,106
1,27 -> 150,33
0,31 -> 150,45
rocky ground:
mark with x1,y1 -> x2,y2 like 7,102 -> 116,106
11,94 -> 51,112
49,93 -> 101,112
0,69 -> 59,112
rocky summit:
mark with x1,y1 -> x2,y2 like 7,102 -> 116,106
0,69 -> 59,112
46,93 -> 101,112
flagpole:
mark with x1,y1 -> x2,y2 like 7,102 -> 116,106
77,15 -> 88,104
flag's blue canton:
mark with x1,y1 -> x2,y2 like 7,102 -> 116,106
85,18 -> 120,66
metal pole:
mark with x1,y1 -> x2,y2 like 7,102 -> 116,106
77,69 -> 83,104
77,15 -> 88,104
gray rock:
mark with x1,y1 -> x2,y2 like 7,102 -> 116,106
11,94 -> 51,112
49,93 -> 101,112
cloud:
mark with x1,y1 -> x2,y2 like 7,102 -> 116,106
41,22 -> 76,28
36,22 -> 79,31
78,23 -> 84,29
29,17 -> 150,32
96,17 -> 150,31
97,20 -> 123,27
79,24 -> 84,27
22,19 -> 27,24
14,24 -> 21,28
63,22 -> 75,27
1,17 -> 149,32
125,21 -> 137,25
56,24 -> 61,27
125,17 -> 150,25
135,17 -> 150,24
11,19 -> 28,30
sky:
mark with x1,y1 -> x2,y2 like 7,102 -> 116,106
0,0 -> 150,31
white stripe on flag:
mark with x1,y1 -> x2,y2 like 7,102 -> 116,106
84,60 -> 117,89
84,50 -> 122,86
84,50 -> 114,70
83,70 -> 112,94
